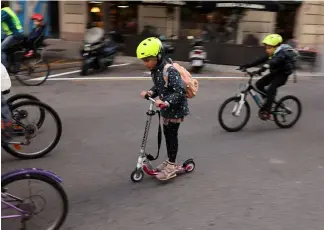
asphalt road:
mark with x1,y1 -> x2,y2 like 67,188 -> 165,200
2,69 -> 324,230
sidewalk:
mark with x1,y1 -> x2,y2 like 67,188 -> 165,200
43,39 -> 324,77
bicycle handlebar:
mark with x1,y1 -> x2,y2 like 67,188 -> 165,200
236,67 -> 258,77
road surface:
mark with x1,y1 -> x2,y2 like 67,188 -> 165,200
2,68 -> 324,230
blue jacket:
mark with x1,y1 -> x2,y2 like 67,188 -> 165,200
150,60 -> 189,119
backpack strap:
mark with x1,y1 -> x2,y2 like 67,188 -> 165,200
163,63 -> 173,78
163,63 -> 173,86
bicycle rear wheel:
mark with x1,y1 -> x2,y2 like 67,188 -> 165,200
7,94 -> 45,129
1,172 -> 68,230
273,95 -> 302,128
14,57 -> 50,86
2,100 -> 62,159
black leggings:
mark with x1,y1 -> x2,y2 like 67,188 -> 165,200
163,122 -> 180,163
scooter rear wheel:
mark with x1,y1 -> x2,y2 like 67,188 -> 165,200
183,161 -> 196,173
130,169 -> 144,182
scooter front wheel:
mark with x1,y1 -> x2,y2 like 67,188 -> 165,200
80,61 -> 89,76
130,169 -> 144,182
191,65 -> 203,73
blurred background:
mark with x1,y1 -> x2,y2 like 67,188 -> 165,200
5,0 -> 323,71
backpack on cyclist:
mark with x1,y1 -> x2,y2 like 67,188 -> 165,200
282,44 -> 300,83
163,60 -> 199,98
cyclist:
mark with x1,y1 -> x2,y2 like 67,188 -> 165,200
1,1 -> 24,68
137,37 -> 189,181
1,63 -> 13,143
239,34 -> 295,120
24,13 -> 46,57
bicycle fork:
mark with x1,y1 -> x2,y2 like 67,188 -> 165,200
232,93 -> 246,117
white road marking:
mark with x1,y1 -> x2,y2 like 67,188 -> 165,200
29,63 -> 132,81
29,75 -> 310,82
32,76 -> 261,81
269,158 -> 285,164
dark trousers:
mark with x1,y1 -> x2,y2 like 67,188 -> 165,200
163,122 -> 181,163
255,73 -> 289,111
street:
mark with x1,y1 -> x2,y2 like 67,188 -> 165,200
2,67 -> 324,230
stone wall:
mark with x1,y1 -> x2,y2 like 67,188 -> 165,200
236,10 -> 276,45
137,5 -> 180,37
59,1 -> 87,40
294,1 -> 324,48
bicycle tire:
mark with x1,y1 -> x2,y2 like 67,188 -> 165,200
2,100 -> 62,159
273,95 -> 302,129
6,94 -> 45,129
218,96 -> 251,132
15,58 -> 50,86
1,172 -> 69,230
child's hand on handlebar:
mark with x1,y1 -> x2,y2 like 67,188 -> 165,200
140,90 -> 153,99
155,99 -> 168,109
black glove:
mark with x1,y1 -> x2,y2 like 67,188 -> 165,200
253,66 -> 267,76
238,66 -> 247,72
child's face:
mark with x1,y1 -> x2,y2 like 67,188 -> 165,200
142,57 -> 157,70
33,20 -> 41,27
264,45 -> 276,56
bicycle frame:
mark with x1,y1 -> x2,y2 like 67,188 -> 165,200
233,71 -> 289,116
1,193 -> 29,219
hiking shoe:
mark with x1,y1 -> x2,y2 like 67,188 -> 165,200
156,160 -> 168,172
156,162 -> 177,181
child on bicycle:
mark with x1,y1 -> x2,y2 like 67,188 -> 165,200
239,34 -> 295,120
24,14 -> 45,57
137,37 -> 189,181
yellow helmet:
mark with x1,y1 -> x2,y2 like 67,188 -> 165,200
262,34 -> 283,47
136,37 -> 162,59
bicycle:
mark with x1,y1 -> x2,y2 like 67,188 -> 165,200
1,168 -> 68,230
218,68 -> 302,132
2,100 -> 62,159
4,40 -> 50,86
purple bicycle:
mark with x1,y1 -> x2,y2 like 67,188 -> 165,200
1,168 -> 68,229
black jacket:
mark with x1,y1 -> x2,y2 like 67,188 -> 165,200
243,45 -> 294,76
150,60 -> 189,119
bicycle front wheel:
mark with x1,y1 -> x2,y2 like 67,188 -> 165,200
218,96 -> 251,132
2,100 -> 62,159
1,171 -> 68,230
14,58 -> 50,86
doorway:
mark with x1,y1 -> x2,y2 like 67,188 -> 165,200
275,2 -> 301,42
48,1 -> 60,38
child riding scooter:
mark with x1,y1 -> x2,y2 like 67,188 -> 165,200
136,37 -> 191,181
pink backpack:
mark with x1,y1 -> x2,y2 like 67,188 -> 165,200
163,63 -> 199,99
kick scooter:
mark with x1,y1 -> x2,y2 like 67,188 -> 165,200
130,96 -> 195,182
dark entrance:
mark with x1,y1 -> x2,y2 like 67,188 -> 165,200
275,2 -> 302,42
48,1 -> 60,38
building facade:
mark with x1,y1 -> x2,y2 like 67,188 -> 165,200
56,1 -> 323,49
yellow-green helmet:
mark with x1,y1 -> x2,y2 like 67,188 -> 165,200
262,34 -> 283,47
136,37 -> 162,59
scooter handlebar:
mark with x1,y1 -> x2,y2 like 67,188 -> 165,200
145,95 -> 168,109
